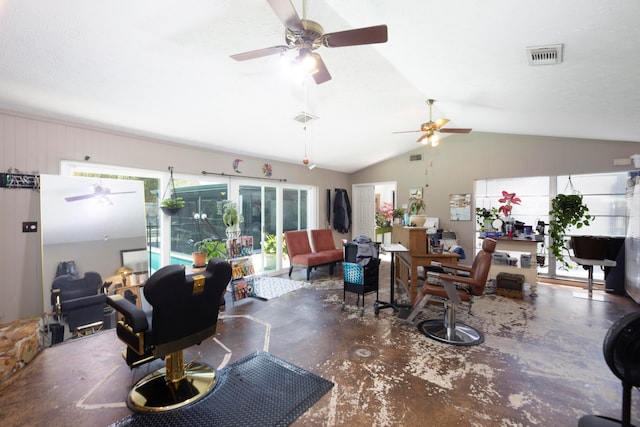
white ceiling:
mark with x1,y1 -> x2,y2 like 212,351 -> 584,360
1,0 -> 639,173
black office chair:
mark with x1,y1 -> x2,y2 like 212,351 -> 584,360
108,258 -> 231,413
578,311 -> 640,427
51,271 -> 106,336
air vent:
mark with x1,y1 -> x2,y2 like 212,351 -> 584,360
293,112 -> 318,123
410,154 -> 422,162
527,44 -> 563,65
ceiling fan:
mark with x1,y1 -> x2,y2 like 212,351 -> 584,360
229,0 -> 388,84
393,99 -> 472,146
65,184 -> 135,203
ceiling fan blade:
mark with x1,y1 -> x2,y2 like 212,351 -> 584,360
266,0 -> 303,31
311,54 -> 331,84
230,45 -> 289,61
65,194 -> 95,202
109,191 -> 137,196
392,130 -> 422,134
440,128 -> 472,134
416,133 -> 429,144
431,118 -> 450,130
323,25 -> 388,48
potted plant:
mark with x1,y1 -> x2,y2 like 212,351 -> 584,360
160,166 -> 184,216
218,200 -> 243,239
548,193 -> 595,268
408,194 -> 427,227
476,207 -> 498,230
160,196 -> 185,216
262,233 -> 287,269
190,238 -> 227,266
392,207 -> 406,224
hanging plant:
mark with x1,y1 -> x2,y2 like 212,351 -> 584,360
160,166 -> 185,216
548,192 -> 594,268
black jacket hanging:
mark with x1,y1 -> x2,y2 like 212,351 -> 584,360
333,188 -> 351,234
326,189 -> 331,227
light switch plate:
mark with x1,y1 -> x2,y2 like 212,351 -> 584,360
22,221 -> 38,232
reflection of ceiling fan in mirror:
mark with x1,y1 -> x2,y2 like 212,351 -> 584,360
393,99 -> 472,147
65,184 -> 135,203
229,0 -> 388,84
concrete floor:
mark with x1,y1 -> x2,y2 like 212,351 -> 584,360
1,255 -> 639,426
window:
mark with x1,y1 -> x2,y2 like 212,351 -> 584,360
475,171 -> 628,282
61,161 -> 316,275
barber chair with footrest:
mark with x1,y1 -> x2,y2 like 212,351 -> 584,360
400,238 -> 496,346
107,258 -> 231,413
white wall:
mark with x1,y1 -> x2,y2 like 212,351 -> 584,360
0,111 -> 349,323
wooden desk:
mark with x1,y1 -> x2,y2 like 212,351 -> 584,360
394,251 -> 460,304
391,225 -> 460,303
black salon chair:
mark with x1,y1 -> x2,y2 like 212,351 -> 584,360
108,258 -> 231,413
51,271 -> 106,336
578,311 -> 640,427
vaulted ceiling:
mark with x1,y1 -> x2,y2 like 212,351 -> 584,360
1,0 -> 639,173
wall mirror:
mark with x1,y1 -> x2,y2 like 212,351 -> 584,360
40,174 -> 147,343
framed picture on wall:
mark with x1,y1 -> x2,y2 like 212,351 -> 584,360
449,193 -> 471,221
409,188 -> 422,199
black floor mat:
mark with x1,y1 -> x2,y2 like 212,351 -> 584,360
112,351 -> 334,427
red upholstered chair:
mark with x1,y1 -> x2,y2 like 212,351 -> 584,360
403,238 -> 497,346
285,230 -> 339,280
310,229 -> 344,263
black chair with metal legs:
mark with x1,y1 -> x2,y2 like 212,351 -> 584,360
578,311 -> 640,427
108,258 -> 231,413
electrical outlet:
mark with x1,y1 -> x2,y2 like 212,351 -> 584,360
22,221 -> 38,232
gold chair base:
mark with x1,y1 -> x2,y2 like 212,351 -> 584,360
127,362 -> 217,413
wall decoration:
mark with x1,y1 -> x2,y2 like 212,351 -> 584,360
450,193 -> 471,221
233,158 -> 243,173
262,163 -> 273,177
409,188 -> 422,199
1,172 -> 39,189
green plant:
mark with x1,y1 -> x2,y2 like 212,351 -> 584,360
548,193 -> 595,268
392,208 -> 406,219
192,238 -> 227,261
409,195 -> 426,215
218,200 -> 243,228
263,234 -> 287,255
475,207 -> 498,227
161,196 -> 185,208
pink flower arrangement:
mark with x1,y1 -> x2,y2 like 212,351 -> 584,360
498,191 -> 521,217
378,202 -> 394,222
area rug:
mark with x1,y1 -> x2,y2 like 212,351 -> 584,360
252,276 -> 309,300
111,351 -> 334,427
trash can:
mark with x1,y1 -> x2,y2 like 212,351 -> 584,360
103,306 -> 116,329
605,237 -> 625,294
49,323 -> 64,345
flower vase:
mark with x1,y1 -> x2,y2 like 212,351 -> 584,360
225,226 -> 241,241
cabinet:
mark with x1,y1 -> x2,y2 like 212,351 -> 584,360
486,237 -> 541,295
